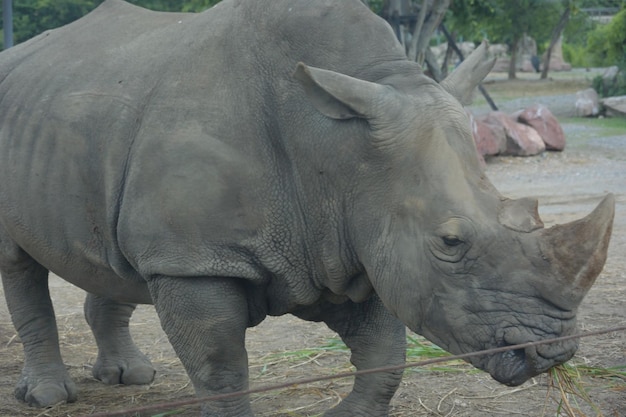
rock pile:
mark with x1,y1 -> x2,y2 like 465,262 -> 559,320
469,104 -> 565,163
602,96 -> 626,117
575,66 -> 626,118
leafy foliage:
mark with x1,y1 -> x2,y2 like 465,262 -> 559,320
2,0 -> 100,48
586,7 -> 626,66
587,8 -> 626,97
0,0 -> 219,49
563,5 -> 598,47
447,0 -> 564,78
364,0 -> 385,14
448,0 -> 563,47
561,43 -> 593,67
592,71 -> 626,98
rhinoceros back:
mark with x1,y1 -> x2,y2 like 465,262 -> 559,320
0,1 -> 196,296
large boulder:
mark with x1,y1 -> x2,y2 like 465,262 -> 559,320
482,112 -> 545,156
516,104 -> 566,151
470,112 -> 507,158
602,95 -> 626,117
506,123 -> 546,156
575,88 -> 600,117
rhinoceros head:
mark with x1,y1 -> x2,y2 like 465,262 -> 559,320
294,42 -> 615,385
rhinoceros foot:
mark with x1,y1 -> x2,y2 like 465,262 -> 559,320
92,350 -> 156,385
14,364 -> 77,407
324,398 -> 390,417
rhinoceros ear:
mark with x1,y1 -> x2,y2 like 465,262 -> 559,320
498,197 -> 544,233
440,41 -> 495,105
293,63 -> 387,120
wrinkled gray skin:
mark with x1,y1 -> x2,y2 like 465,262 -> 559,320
0,0 -> 615,416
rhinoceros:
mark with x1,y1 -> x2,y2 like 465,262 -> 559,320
0,0 -> 614,416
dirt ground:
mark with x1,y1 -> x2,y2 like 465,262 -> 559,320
0,78 -> 625,416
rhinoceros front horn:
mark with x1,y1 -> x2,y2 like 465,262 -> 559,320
540,194 -> 615,305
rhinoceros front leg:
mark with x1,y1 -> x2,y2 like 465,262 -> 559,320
0,254 -> 77,407
294,295 -> 406,417
84,293 -> 155,385
147,276 -> 253,417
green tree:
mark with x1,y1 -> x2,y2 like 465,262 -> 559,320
586,7 -> 626,66
448,0 -> 564,79
588,7 -> 626,97
1,0 -> 102,48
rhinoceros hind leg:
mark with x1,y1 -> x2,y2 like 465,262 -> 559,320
84,293 -> 155,385
294,295 -> 406,417
0,247 -> 77,407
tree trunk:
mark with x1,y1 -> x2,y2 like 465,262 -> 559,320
508,37 -> 519,80
387,0 -> 406,49
407,0 -> 428,62
406,0 -> 450,65
2,0 -> 13,49
540,7 -> 570,80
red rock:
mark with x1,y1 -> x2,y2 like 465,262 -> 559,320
509,123 -> 546,156
516,104 -> 566,151
472,114 -> 506,156
482,112 -> 545,156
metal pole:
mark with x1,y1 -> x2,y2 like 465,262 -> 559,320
2,0 -> 13,49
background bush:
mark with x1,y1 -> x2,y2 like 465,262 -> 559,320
585,8 -> 626,67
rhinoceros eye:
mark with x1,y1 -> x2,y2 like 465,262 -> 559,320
442,235 -> 463,247
429,218 -> 473,263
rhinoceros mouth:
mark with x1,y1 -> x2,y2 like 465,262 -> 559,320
487,348 -> 534,386
485,340 -> 577,386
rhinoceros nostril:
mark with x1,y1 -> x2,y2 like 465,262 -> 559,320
502,347 -> 525,362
